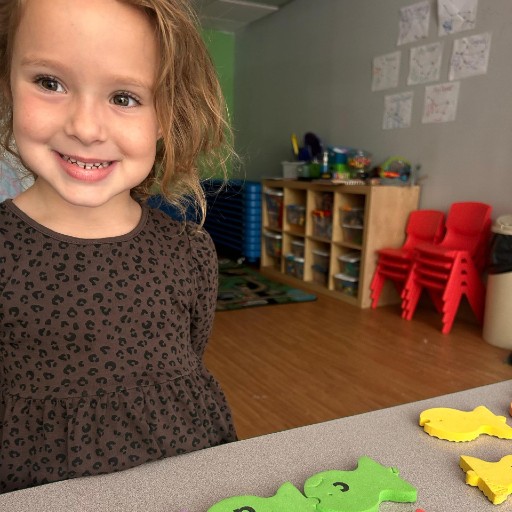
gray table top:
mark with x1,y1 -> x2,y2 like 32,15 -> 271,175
1,380 -> 511,512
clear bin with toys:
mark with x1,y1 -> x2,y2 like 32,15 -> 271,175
312,249 -> 330,273
263,230 -> 282,259
291,239 -> 305,258
338,252 -> 361,278
312,210 -> 333,239
342,225 -> 364,245
294,257 -> 305,279
286,204 -> 306,227
264,188 -> 284,230
312,264 -> 328,286
340,206 -> 364,228
334,272 -> 359,296
285,253 -> 295,276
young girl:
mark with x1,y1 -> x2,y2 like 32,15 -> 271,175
0,0 -> 237,493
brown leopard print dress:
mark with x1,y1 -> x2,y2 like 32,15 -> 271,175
0,199 -> 236,493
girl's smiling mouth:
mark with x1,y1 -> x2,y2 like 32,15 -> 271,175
59,153 -> 112,169
56,152 -> 115,182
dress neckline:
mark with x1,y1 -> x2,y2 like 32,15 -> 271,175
2,198 -> 149,245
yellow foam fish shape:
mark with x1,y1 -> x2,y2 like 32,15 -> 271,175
419,405 -> 512,442
460,454 -> 512,505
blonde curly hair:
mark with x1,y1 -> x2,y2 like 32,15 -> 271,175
0,0 -> 233,224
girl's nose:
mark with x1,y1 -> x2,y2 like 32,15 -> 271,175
64,97 -> 107,145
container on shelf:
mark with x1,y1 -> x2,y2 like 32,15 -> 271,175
312,249 -> 330,273
264,188 -> 284,229
286,204 -> 306,227
334,272 -> 359,296
263,230 -> 283,258
294,257 -> 305,279
340,206 -> 364,228
291,239 -> 305,258
312,209 -> 332,239
312,263 -> 328,286
347,149 -> 372,179
338,252 -> 361,278
285,253 -> 295,276
282,161 -> 305,179
342,224 -> 364,245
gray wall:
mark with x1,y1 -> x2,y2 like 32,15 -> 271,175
234,0 -> 511,217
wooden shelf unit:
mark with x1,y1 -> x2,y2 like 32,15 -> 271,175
260,180 -> 420,308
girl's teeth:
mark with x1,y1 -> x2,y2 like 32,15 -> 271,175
61,154 -> 110,169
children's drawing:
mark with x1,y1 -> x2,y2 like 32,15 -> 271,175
449,32 -> 491,80
422,81 -> 460,123
408,42 -> 443,85
438,0 -> 478,36
383,91 -> 414,130
372,51 -> 401,91
397,1 -> 431,46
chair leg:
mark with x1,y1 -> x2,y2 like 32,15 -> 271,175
370,268 -> 386,309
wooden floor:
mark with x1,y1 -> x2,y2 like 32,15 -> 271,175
205,290 -> 512,441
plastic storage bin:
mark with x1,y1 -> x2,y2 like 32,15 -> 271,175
285,253 -> 295,276
294,257 -> 305,279
291,239 -> 305,258
312,249 -> 330,272
338,252 -> 361,278
340,206 -> 364,227
312,264 -> 328,286
286,204 -> 306,227
264,188 -> 284,229
263,230 -> 282,258
312,210 -> 332,239
334,273 -> 359,296
342,225 -> 364,245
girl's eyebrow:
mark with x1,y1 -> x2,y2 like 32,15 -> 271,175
20,56 -> 154,90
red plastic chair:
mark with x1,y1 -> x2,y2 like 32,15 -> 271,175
401,202 -> 492,334
370,210 -> 445,308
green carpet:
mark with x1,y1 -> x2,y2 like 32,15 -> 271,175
217,260 -> 317,311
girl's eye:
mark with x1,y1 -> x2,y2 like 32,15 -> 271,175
111,93 -> 140,108
36,76 -> 64,93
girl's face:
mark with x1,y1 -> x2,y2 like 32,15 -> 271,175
9,0 -> 161,210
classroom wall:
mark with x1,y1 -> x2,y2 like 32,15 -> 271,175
233,0 -> 511,218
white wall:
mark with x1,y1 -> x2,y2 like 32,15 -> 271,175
234,0 -> 512,218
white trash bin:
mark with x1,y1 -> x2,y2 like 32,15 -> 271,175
483,215 -> 512,349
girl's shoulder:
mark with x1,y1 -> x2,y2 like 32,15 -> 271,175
146,205 -> 215,252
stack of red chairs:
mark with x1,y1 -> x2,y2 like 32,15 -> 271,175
401,202 -> 492,334
370,210 -> 445,308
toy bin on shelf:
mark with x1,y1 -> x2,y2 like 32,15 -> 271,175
338,252 -> 361,278
264,188 -> 284,230
263,230 -> 282,259
291,239 -> 305,258
285,253 -> 295,276
294,257 -> 305,279
312,249 -> 330,273
334,273 -> 359,296
342,225 -> 364,245
312,210 -> 332,239
286,204 -> 306,227
312,264 -> 328,286
340,206 -> 364,227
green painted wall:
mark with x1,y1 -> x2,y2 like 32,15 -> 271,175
201,29 -> 235,178
202,29 -> 235,125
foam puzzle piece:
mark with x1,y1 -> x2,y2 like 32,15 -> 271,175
460,454 -> 512,505
207,482 -> 319,512
303,456 -> 417,512
419,405 -> 512,442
